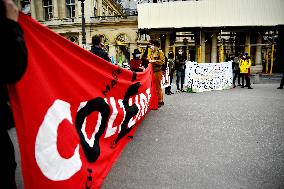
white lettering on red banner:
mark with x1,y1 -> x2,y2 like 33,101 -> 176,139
35,88 -> 151,181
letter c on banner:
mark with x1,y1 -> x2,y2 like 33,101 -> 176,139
35,100 -> 82,181
75,97 -> 110,163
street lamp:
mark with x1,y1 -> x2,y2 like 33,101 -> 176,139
78,0 -> 86,47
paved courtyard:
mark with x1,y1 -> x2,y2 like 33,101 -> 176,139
11,83 -> 284,189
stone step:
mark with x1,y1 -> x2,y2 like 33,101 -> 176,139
259,73 -> 283,79
251,73 -> 282,84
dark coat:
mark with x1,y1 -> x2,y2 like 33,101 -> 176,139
0,0 -> 28,131
0,1 -> 28,187
276,26 -> 284,73
175,54 -> 186,71
130,58 -> 143,72
90,46 -> 111,62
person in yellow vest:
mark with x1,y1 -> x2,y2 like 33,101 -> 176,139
239,53 -> 253,89
148,39 -> 165,108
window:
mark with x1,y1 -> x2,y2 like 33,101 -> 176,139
108,8 -> 113,16
94,0 -> 97,16
43,0 -> 53,20
102,3 -> 107,16
66,0 -> 76,18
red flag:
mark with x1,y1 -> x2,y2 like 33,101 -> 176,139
9,14 -> 157,189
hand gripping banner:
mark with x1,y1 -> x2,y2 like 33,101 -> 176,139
8,14 -> 157,189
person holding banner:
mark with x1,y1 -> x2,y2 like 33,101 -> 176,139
149,39 -> 165,108
141,45 -> 150,69
239,53 -> 253,89
175,48 -> 187,92
0,0 -> 28,188
130,49 -> 144,72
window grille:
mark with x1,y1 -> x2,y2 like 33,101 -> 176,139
66,0 -> 76,18
43,0 -> 53,20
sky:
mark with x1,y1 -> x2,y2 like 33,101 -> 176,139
120,0 -> 138,9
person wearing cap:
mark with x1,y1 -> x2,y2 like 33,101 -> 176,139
130,49 -> 144,72
239,53 -> 253,89
148,39 -> 165,108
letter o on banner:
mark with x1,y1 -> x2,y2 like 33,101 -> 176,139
35,100 -> 82,181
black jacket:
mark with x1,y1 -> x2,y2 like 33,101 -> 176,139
0,0 -> 28,131
90,46 -> 111,62
175,54 -> 186,71
141,46 -> 149,68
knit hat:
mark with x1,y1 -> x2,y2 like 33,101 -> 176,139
132,49 -> 141,55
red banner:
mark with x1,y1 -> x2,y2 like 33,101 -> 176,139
8,14 -> 157,189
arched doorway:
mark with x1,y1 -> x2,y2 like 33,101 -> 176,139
115,33 -> 130,65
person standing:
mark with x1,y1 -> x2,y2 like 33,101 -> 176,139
130,49 -> 144,72
175,48 -> 186,92
232,55 -> 241,88
165,51 -> 175,95
90,35 -> 111,62
141,45 -> 150,69
149,39 -> 165,108
277,26 -> 284,89
0,0 -> 28,188
277,75 -> 284,89
239,53 -> 253,89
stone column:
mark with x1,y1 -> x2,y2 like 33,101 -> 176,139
211,32 -> 217,63
201,31 -> 206,63
165,34 -> 170,57
97,0 -> 103,16
194,31 -> 199,62
31,0 -> 36,19
164,34 -> 171,57
53,0 -> 59,19
255,33 -> 262,65
252,32 -> 263,73
58,0 -> 66,19
77,34 -> 81,46
84,0 -> 92,23
195,43 -> 199,62
219,44 -> 225,62
34,0 -> 43,21
75,1 -> 80,18
245,32 -> 251,55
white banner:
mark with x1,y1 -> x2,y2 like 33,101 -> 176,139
185,61 -> 233,92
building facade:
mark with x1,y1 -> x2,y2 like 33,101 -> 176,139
16,0 -> 138,64
137,0 -> 284,73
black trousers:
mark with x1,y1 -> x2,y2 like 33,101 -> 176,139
0,130 -> 17,189
280,73 -> 284,87
165,70 -> 174,93
241,73 -> 251,87
0,96 -> 17,189
233,70 -> 241,85
176,69 -> 185,90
